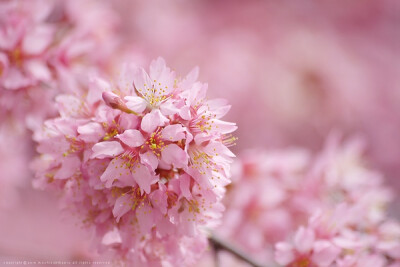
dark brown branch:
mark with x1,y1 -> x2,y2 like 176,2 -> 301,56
208,232 -> 267,267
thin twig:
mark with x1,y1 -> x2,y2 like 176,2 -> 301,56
208,232 -> 267,267
211,237 -> 221,267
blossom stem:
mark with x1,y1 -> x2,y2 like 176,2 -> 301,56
208,232 -> 267,267
210,236 -> 221,267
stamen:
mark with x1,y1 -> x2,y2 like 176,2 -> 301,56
221,134 -> 238,147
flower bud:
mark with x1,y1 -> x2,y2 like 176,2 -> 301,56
102,91 -> 137,114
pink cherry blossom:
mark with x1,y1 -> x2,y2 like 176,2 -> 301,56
275,225 -> 340,267
33,58 -> 236,266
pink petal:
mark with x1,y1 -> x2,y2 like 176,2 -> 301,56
194,132 -> 212,145
65,39 -> 94,59
275,242 -> 295,265
212,119 -> 237,134
124,96 -> 147,113
161,144 -> 188,168
22,25 -> 54,55
25,60 -> 51,82
87,77 -> 110,105
180,66 -> 199,91
186,165 -> 212,189
154,212 -> 175,236
160,100 -> 179,116
311,241 -> 341,266
91,141 -> 124,159
52,118 -> 78,136
205,141 -> 235,158
119,113 -> 140,130
115,63 -> 136,95
187,82 -> 207,106
132,163 -> 158,194
132,67 -> 152,95
149,57 -> 174,94
150,186 -> 168,214
179,105 -> 191,120
77,122 -> 104,143
179,173 -> 192,198
141,109 -> 167,133
113,194 -> 133,222
100,157 -> 131,188
136,203 -> 154,235
207,98 -> 228,110
294,226 -> 315,253
56,95 -> 84,118
2,67 -> 32,90
140,151 -> 159,171
113,173 -> 136,188
179,210 -> 196,236
207,99 -> 231,119
161,124 -> 185,142
149,57 -> 167,80
332,236 -> 360,250
116,129 -> 145,147
54,155 -> 80,179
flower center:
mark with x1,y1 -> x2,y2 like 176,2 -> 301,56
119,149 -> 140,170
9,48 -> 23,67
0,62 -> 4,77
292,257 -> 312,267
146,129 -> 165,157
63,136 -> 85,157
138,80 -> 171,108
190,112 -> 216,133
102,120 -> 121,141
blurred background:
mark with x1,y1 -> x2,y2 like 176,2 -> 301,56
1,0 -> 399,265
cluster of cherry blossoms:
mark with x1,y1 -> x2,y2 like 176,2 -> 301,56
1,1 -> 399,266
216,135 -> 400,266
275,203 -> 400,267
33,58 -> 237,265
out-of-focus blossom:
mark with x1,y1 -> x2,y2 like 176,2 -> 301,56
275,203 -> 400,267
0,0 -> 119,130
275,225 -> 340,267
218,135 -> 396,265
33,58 -> 236,266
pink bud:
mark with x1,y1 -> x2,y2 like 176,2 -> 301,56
102,92 -> 124,109
102,92 -> 137,114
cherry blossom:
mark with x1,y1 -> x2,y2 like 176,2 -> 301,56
217,135 -> 398,265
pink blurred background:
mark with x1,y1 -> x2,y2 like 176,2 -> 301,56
114,0 -> 400,186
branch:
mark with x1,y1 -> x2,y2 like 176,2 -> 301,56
208,232 -> 268,267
